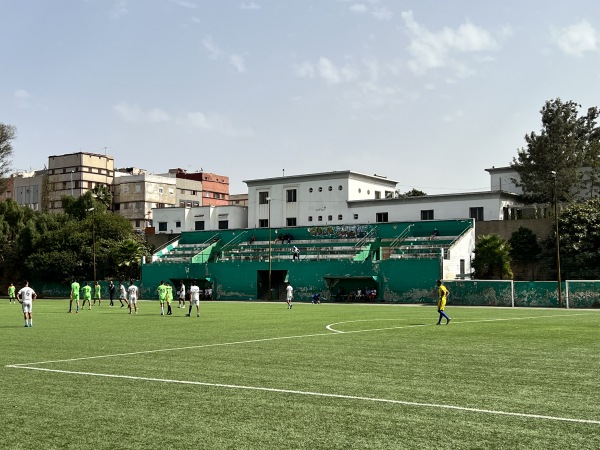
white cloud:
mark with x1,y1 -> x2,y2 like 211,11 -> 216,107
169,0 -> 198,8
349,4 -> 368,14
14,89 -> 34,109
240,2 -> 261,10
113,102 -> 171,124
110,0 -> 129,20
371,7 -> 392,21
229,54 -> 246,72
202,35 -> 222,59
202,35 -> 247,72
401,10 -> 499,76
294,61 -> 316,78
295,57 -> 359,85
553,20 -> 598,57
113,102 -> 252,137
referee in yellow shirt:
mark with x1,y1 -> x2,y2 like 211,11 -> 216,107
436,280 -> 451,325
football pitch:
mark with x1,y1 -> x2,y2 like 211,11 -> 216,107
1,300 -> 599,449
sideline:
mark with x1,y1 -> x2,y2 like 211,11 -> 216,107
6,364 -> 600,426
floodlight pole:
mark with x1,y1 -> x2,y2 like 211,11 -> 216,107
551,171 -> 562,307
87,207 -> 97,284
267,196 -> 272,300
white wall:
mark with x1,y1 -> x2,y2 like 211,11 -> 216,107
152,205 -> 248,233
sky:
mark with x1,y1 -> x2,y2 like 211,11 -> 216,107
3,1 -> 600,195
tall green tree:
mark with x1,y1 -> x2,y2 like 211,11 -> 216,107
511,98 -> 600,203
0,123 -> 16,190
472,234 -> 514,280
544,198 -> 600,279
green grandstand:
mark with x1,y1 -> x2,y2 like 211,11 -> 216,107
142,219 -> 474,302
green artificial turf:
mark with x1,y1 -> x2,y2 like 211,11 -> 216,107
0,300 -> 599,449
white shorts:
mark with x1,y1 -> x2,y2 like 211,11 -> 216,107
192,299 -> 200,306
22,302 -> 32,313
286,295 -> 293,301
128,298 -> 137,304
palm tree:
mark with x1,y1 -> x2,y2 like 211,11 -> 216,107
472,234 -> 514,279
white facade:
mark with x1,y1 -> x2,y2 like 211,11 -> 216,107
244,171 -> 398,229
349,191 -> 523,223
151,205 -> 248,234
12,170 -> 45,211
485,166 -> 522,194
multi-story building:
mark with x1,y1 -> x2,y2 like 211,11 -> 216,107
12,170 -> 45,211
228,193 -> 248,206
175,171 -> 229,206
47,152 -> 114,212
113,168 -> 179,231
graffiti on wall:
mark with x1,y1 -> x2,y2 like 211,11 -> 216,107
307,224 -> 375,239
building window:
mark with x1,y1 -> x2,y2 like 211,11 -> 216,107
328,215 -> 333,221
259,219 -> 269,228
168,188 -> 174,195
338,214 -> 343,220
158,187 -> 163,194
318,187 -> 323,192
158,222 -> 168,232
195,221 -> 205,231
338,185 -> 343,190
375,191 -> 381,199
218,220 -> 228,230
469,207 -> 484,221
309,187 -> 313,193
328,186 -> 332,191
376,212 -> 388,223
135,184 -> 141,193
259,191 -> 269,204
286,189 -> 297,203
308,216 -> 313,222
175,221 -> 181,228
135,220 -> 141,228
354,214 -> 359,220
114,203 -> 121,211
460,259 -> 466,275
286,218 -> 297,226
421,210 -> 434,220
318,216 -> 323,221
385,190 -> 394,198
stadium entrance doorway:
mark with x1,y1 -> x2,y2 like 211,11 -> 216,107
324,275 -> 379,302
257,270 -> 288,300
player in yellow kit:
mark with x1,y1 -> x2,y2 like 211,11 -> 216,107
436,280 -> 451,325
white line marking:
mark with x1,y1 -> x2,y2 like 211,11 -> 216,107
8,313 -> 592,367
6,365 -> 599,426
325,312 -> 591,334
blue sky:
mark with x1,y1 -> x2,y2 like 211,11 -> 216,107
3,1 -> 600,194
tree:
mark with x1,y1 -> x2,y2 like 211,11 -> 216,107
472,234 -> 514,279
509,227 -> 542,280
0,123 -> 16,190
396,188 -> 427,198
544,198 -> 600,279
511,98 -> 600,203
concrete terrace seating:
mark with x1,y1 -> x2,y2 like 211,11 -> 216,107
387,235 -> 458,259
219,238 -> 369,262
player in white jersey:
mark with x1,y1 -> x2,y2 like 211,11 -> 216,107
178,281 -> 186,308
17,281 -> 37,327
286,283 -> 293,309
127,281 -> 139,314
119,281 -> 128,308
187,281 -> 201,317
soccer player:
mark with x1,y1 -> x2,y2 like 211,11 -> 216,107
436,280 -> 451,325
119,281 -> 128,307
8,283 -> 16,304
93,281 -> 101,306
127,280 -> 139,314
157,281 -> 167,316
187,280 -> 200,317
286,283 -> 293,309
81,283 -> 93,310
69,278 -> 80,313
178,281 -> 186,309
165,282 -> 173,315
108,280 -> 116,307
17,281 -> 37,327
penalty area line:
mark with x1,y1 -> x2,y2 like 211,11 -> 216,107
6,364 -> 600,426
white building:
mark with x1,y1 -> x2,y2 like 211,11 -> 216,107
151,205 -> 248,234
244,171 -> 398,229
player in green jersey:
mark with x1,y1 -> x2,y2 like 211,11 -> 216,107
8,283 -> 16,304
81,283 -> 93,310
157,281 -> 168,316
93,281 -> 102,306
69,279 -> 80,313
